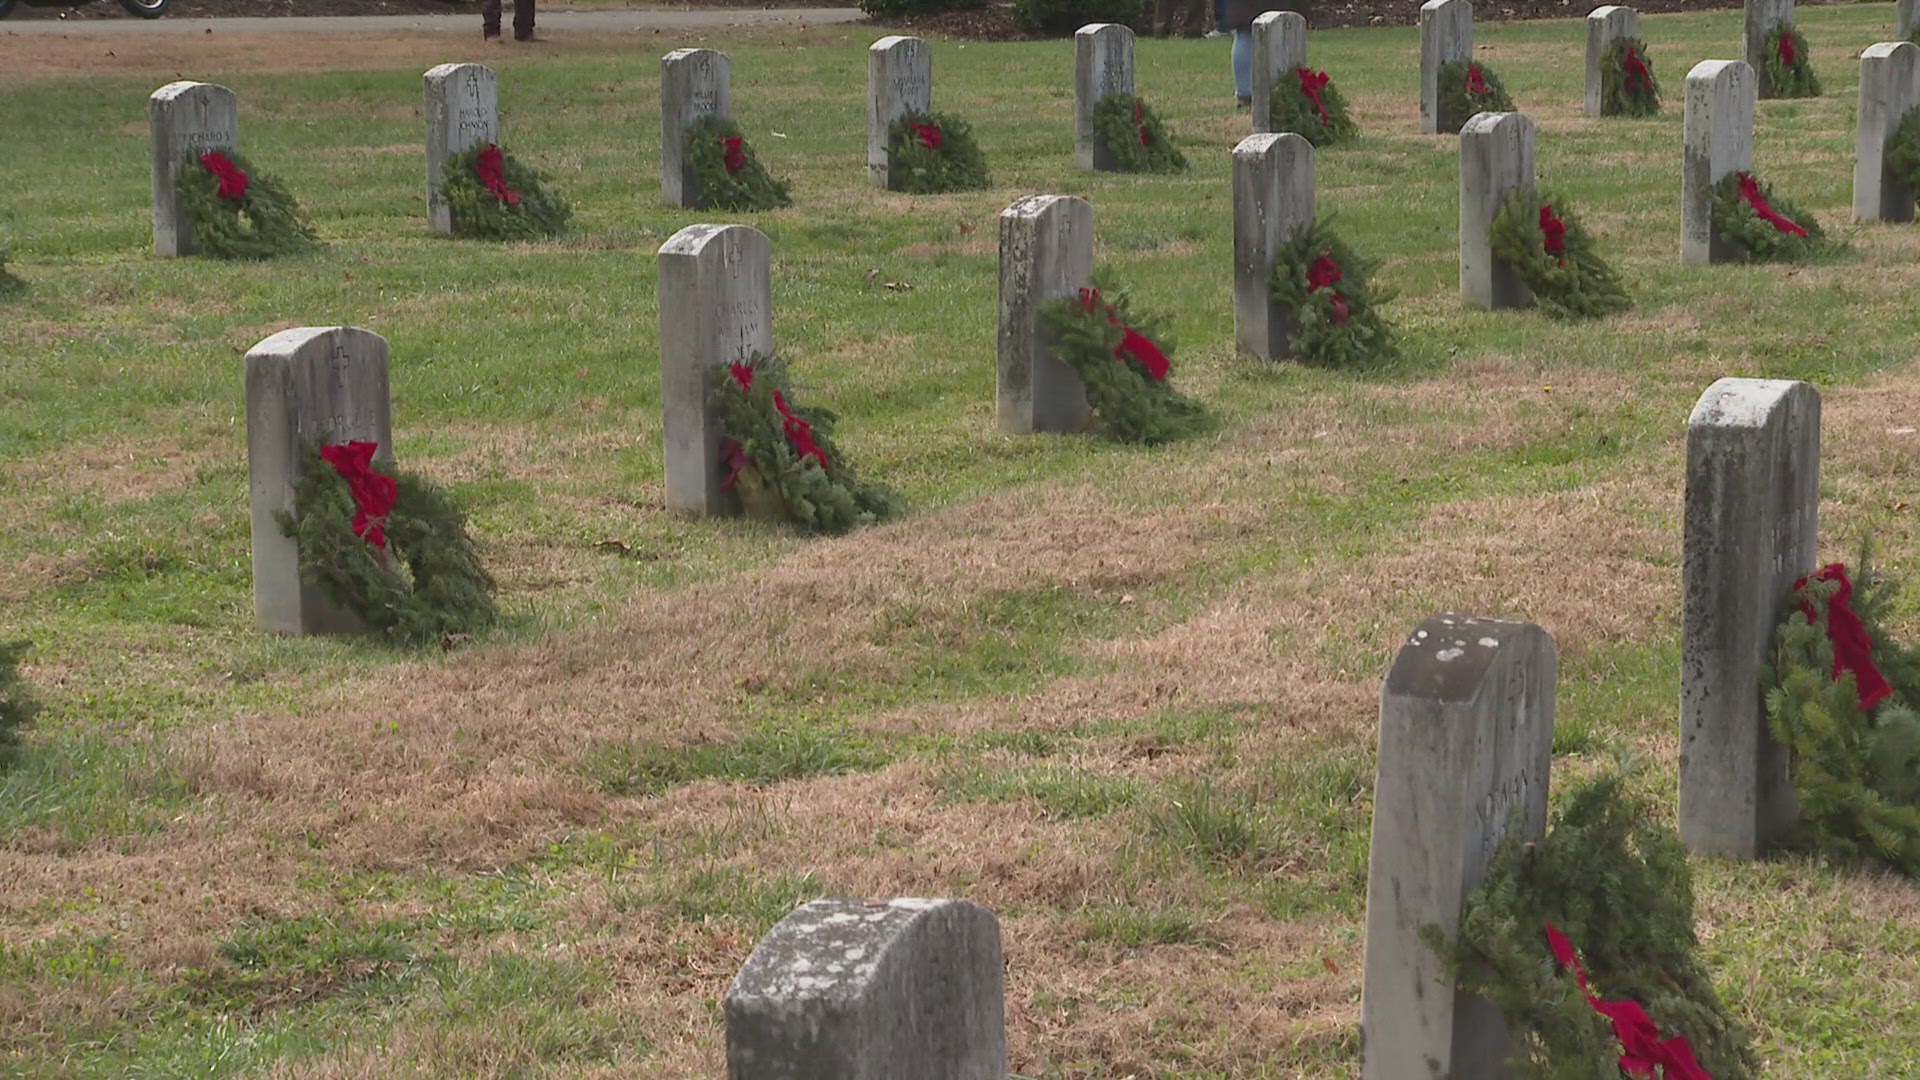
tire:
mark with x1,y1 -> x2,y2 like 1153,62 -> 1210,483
117,0 -> 171,16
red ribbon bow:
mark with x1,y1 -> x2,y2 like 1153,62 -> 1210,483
1077,287 -> 1170,381
200,151 -> 249,201
1539,204 -> 1567,262
1735,172 -> 1809,237
1466,62 -> 1490,97
318,441 -> 397,551
913,123 -> 943,150
1778,30 -> 1796,66
1133,100 -> 1153,146
1297,67 -> 1333,127
475,144 -> 520,207
1622,46 -> 1651,93
1306,252 -> 1351,325
1795,564 -> 1894,711
771,390 -> 827,469
721,135 -> 748,176
719,437 -> 752,490
728,360 -> 754,393
1546,923 -> 1712,1080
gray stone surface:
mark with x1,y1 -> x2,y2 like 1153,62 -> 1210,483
1744,0 -> 1794,97
1681,378 -> 1818,860
1251,11 -> 1309,135
1854,42 -> 1920,223
1458,111 -> 1535,309
423,63 -> 499,236
1585,5 -> 1641,117
661,48 -> 733,209
1233,132 -> 1315,360
997,195 -> 1093,434
726,898 -> 1007,1080
1361,614 -> 1556,1080
1904,0 -> 1920,42
658,223 -> 773,515
1074,23 -> 1135,171
1420,0 -> 1473,135
1682,60 -> 1756,266
149,80 -> 238,258
868,36 -> 932,190
245,327 -> 394,635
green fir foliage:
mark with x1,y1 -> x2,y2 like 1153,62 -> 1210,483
1487,187 -> 1631,319
1090,94 -> 1187,174
885,110 -> 990,194
1884,105 -> 1920,195
1707,171 -> 1836,263
684,115 -> 793,212
1265,217 -> 1398,367
1266,68 -> 1357,147
1761,24 -> 1820,99
1435,59 -> 1514,135
0,639 -> 41,759
1036,281 -> 1211,445
708,353 -> 902,535
440,144 -> 572,241
0,242 -> 23,299
175,151 -> 318,260
1598,37 -> 1660,118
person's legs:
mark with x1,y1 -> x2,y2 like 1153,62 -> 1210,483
481,0 -> 502,38
1206,0 -> 1228,36
1231,30 -> 1252,104
512,0 -> 536,40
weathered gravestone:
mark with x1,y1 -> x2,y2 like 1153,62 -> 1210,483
423,63 -> 500,236
1585,5 -> 1641,117
1744,0 -> 1795,98
1681,60 -> 1756,266
998,195 -> 1093,434
1854,42 -> 1920,223
1903,0 -> 1920,42
1232,132 -> 1315,360
1420,0 -> 1474,135
150,80 -> 239,258
1680,378 -> 1819,859
1251,11 -> 1309,135
662,48 -> 733,209
658,223 -> 773,515
1458,111 -> 1535,309
1361,614 -> 1557,1080
1074,23 -> 1136,171
869,36 -> 933,190
726,898 -> 1008,1080
245,327 -> 394,635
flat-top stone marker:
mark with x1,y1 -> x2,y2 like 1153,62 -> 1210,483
1854,42 -> 1920,223
1251,11 -> 1309,135
658,223 -> 773,514
246,326 -> 394,635
662,48 -> 733,209
1744,0 -> 1795,97
424,63 -> 500,236
1420,0 -> 1474,135
998,194 -> 1093,434
1232,132 -> 1315,360
1680,378 -> 1818,859
1458,111 -> 1535,309
1074,23 -> 1135,171
1585,5 -> 1641,117
150,80 -> 239,258
1361,614 -> 1556,1080
1682,60 -> 1756,265
726,898 -> 1007,1080
869,36 -> 932,189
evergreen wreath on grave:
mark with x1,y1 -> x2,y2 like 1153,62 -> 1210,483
277,441 -> 498,647
885,110 -> 990,194
1435,58 -> 1515,135
1599,37 -> 1660,118
709,353 -> 902,535
684,115 -> 793,212
1090,93 -> 1188,174
0,638 -> 41,759
1036,280 -> 1211,444
1706,170 -> 1831,262
1487,186 -> 1632,319
1884,105 -> 1920,195
1762,549 -> 1920,877
440,143 -> 572,240
1760,23 -> 1820,99
1267,66 -> 1358,148
1265,217 -> 1398,367
175,150 -> 318,260
1427,769 -> 1761,1079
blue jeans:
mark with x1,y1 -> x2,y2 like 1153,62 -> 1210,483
1213,0 -> 1229,31
1232,30 -> 1251,99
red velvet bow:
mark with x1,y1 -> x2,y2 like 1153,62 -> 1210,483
719,437 -> 752,490
1539,205 -> 1567,262
1778,30 -> 1796,66
200,151 -> 249,201
771,390 -> 827,469
319,441 -> 397,551
728,360 -> 755,393
1305,252 -> 1351,325
475,144 -> 520,207
1622,46 -> 1651,93
913,123 -> 943,150
721,135 -> 748,175
1297,67 -> 1333,127
1796,564 -> 1894,711
1077,288 -> 1170,381
1133,100 -> 1152,146
1466,62 -> 1489,97
1546,923 -> 1711,1080
1736,172 -> 1809,237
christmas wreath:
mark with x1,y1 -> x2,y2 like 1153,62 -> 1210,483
175,150 -> 317,260
1706,171 -> 1831,262
1267,66 -> 1357,147
277,441 -> 498,646
1265,217 -> 1397,367
1884,105 -> 1920,196
1435,59 -> 1514,135
440,143 -> 571,240
885,110 -> 990,194
710,354 -> 901,535
1487,187 -> 1631,319
1429,770 -> 1760,1079
1036,283 -> 1211,444
1090,94 -> 1188,174
684,115 -> 793,212
1760,23 -> 1820,99
1763,554 -> 1920,877
1598,37 -> 1660,118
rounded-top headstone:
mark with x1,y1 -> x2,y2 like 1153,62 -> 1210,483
1419,0 -> 1474,135
868,36 -> 933,189
149,81 -> 239,257
1250,11 -> 1309,135
1681,59 -> 1756,265
1584,6 -> 1641,117
997,194 -> 1094,434
1854,41 -> 1920,223
1458,110 -> 1536,309
661,48 -> 734,208
1232,131 -> 1315,360
1074,23 -> 1137,170
423,63 -> 500,236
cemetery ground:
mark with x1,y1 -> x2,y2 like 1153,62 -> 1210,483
4,4 -> 1920,1076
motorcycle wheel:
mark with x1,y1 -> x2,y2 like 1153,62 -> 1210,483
118,0 -> 172,16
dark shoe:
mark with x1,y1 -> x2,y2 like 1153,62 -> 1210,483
1235,95 -> 1252,110
514,26 -> 539,41
483,28 -> 501,39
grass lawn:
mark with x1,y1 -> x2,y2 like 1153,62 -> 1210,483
3,3 -> 1920,1076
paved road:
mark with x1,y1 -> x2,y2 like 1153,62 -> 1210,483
0,7 -> 864,33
